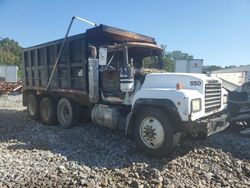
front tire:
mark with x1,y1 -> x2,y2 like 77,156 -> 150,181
133,107 -> 174,157
57,98 -> 79,128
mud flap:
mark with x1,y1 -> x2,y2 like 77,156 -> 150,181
125,112 -> 133,135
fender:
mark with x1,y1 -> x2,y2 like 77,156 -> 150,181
125,98 -> 182,135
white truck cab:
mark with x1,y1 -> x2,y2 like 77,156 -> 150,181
92,42 -> 229,157
133,73 -> 228,121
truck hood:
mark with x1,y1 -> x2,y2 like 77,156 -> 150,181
142,73 -> 221,93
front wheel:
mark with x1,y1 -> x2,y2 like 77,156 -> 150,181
133,107 -> 175,157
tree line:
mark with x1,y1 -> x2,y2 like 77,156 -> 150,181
0,38 -> 22,77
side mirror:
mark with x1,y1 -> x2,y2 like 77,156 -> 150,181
99,47 -> 107,66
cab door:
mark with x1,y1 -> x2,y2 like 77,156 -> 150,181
100,49 -> 125,100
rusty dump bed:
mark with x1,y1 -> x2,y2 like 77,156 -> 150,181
22,24 -> 155,94
86,24 -> 156,44
24,24 -> 156,51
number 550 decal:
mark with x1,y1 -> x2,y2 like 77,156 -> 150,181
190,81 -> 201,86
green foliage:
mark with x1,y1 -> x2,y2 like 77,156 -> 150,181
162,53 -> 174,72
0,38 -> 22,67
225,65 -> 236,69
143,56 -> 161,69
203,65 -> 222,73
168,50 -> 193,61
161,45 -> 194,72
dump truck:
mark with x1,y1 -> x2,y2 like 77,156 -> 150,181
212,67 -> 250,127
22,17 -> 229,157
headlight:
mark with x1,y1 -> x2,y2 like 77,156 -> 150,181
191,98 -> 201,112
223,94 -> 228,104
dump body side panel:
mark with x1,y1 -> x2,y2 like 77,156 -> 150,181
22,24 -> 157,106
22,34 -> 88,96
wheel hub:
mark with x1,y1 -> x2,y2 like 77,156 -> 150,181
63,106 -> 70,120
144,125 -> 156,139
139,117 -> 165,149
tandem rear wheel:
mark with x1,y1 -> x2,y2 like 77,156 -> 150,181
39,97 -> 58,125
26,93 -> 90,128
57,98 -> 79,128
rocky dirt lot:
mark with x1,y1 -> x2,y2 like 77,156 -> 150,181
0,95 -> 249,188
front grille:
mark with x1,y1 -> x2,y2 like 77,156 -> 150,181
205,83 -> 221,113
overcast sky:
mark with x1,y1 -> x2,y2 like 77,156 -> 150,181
1,0 -> 249,67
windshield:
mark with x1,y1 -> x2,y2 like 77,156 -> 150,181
128,47 -> 162,69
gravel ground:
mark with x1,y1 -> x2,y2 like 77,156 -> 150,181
0,95 -> 249,188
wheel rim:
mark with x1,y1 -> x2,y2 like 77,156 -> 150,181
139,117 -> 165,149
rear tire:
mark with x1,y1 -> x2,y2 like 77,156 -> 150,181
39,97 -> 58,125
27,94 -> 40,120
133,107 -> 175,157
57,98 -> 79,128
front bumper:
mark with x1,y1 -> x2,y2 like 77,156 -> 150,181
184,111 -> 229,137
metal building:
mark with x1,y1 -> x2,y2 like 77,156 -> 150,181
0,66 -> 18,82
175,59 -> 203,73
